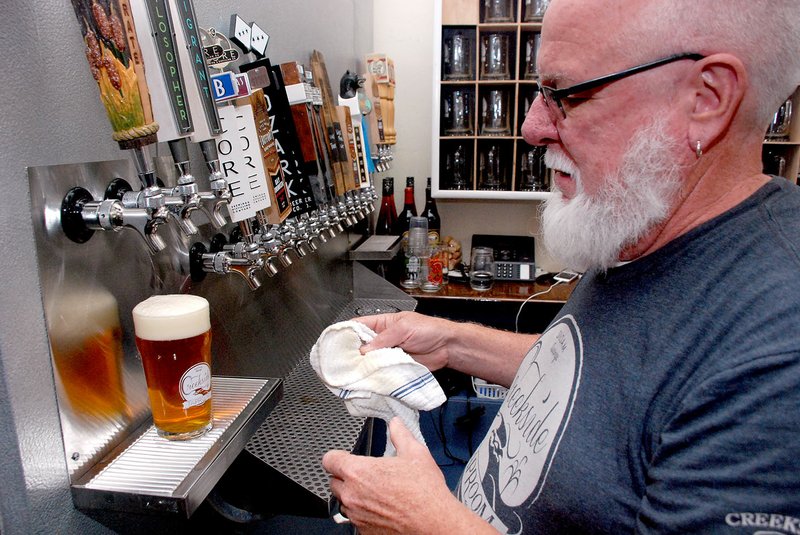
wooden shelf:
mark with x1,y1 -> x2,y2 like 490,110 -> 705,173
434,0 -> 550,198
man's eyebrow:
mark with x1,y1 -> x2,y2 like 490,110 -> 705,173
537,72 -> 571,87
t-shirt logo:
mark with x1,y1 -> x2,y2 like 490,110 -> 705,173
457,315 -> 583,533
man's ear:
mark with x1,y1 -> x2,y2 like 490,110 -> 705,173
686,53 -> 747,153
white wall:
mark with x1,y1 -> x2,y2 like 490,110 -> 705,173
372,0 -> 561,271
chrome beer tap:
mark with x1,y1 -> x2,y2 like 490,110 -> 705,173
314,208 -> 338,240
304,212 -> 328,246
162,138 -> 201,236
361,186 -> 377,212
129,146 -> 171,250
337,197 -> 357,227
279,218 -> 312,257
199,219 -> 264,290
196,140 -> 232,229
343,192 -> 364,223
327,203 -> 346,233
254,212 -> 290,276
355,190 -> 370,218
61,145 -> 171,254
292,215 -> 320,252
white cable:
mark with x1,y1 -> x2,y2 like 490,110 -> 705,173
515,280 -> 564,333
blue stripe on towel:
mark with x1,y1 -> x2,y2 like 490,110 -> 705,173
390,373 -> 435,399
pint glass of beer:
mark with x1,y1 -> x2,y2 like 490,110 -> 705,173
132,294 -> 213,440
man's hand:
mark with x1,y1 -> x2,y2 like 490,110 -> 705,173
322,418 -> 484,534
357,311 -> 537,388
356,311 -> 454,372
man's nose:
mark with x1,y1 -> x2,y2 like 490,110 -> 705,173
521,94 -> 559,146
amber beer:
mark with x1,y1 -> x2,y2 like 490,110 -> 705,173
49,287 -> 128,419
132,295 -> 213,440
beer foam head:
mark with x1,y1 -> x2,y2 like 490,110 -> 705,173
132,294 -> 210,341
49,286 -> 121,350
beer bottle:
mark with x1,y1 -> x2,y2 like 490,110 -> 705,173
375,176 -> 398,235
421,177 -> 441,246
397,177 -> 417,248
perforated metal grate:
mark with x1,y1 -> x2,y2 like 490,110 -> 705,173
246,298 -> 416,500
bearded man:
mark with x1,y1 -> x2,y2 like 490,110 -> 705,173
322,1 -> 800,533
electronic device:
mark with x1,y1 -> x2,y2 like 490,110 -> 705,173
553,270 -> 580,283
471,234 -> 536,281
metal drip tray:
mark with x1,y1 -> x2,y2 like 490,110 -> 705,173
71,376 -> 282,517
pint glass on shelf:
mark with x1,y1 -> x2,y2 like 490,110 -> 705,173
132,294 -> 213,440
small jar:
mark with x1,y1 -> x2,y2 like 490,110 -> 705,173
421,247 -> 444,292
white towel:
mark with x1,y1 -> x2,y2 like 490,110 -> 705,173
310,320 -> 446,456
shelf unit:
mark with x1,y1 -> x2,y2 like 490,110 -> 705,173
432,0 -> 551,200
762,88 -> 800,183
432,0 -> 800,199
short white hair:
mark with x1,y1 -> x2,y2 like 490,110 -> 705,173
613,1 -> 800,128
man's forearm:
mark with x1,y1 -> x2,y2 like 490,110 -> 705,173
445,321 -> 538,387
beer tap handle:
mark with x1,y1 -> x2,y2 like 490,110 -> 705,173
168,139 -> 191,177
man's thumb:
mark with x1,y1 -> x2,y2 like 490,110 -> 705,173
361,329 -> 402,354
388,417 -> 422,455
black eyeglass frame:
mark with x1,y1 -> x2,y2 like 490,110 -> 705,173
537,52 -> 706,118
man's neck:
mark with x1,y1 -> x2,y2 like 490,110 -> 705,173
619,142 -> 769,262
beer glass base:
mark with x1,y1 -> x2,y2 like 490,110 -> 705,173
481,128 -> 512,136
157,420 -> 213,441
444,74 -> 473,81
444,128 -> 474,136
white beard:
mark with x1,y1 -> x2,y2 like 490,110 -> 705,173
541,118 -> 684,272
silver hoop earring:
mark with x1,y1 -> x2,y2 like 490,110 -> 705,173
696,141 -> 702,158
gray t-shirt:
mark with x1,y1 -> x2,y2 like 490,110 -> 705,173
457,178 -> 800,533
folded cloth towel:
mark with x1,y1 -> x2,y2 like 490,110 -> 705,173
310,320 -> 446,456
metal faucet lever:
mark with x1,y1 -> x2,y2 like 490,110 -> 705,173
162,138 -> 202,236
197,140 -> 232,229
198,220 -> 264,290
61,186 -> 169,254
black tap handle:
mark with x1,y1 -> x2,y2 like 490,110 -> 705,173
168,138 -> 190,165
199,139 -> 219,163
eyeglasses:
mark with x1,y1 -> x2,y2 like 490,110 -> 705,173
537,52 -> 705,119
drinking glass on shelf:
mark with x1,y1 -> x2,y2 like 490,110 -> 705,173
483,0 -> 514,22
519,87 -> 540,134
443,32 -> 473,81
479,145 -> 505,190
766,97 -> 793,140
481,33 -> 511,80
523,0 -> 550,21
482,88 -> 511,136
470,247 -> 495,291
519,146 -> 548,191
523,33 -> 541,79
445,145 -> 471,190
443,89 -> 473,135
